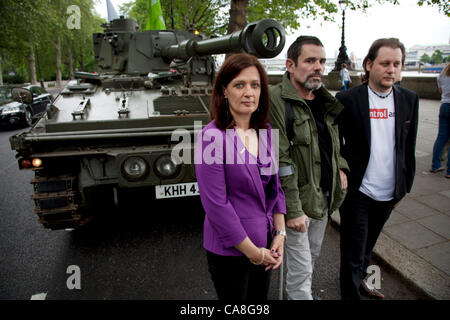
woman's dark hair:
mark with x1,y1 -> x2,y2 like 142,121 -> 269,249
210,53 -> 269,130
362,38 -> 405,82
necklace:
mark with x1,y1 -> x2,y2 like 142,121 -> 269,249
369,85 -> 393,99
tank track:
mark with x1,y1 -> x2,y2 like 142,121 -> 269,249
31,174 -> 92,230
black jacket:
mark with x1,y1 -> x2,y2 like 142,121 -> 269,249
336,83 -> 419,203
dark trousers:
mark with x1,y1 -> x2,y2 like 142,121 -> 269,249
339,190 -> 394,300
206,250 -> 271,300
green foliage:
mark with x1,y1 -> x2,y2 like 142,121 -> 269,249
2,74 -> 25,84
119,0 -> 404,35
0,0 -> 104,83
1,0 -> 448,83
120,0 -> 149,29
417,0 -> 449,16
420,53 -> 431,64
422,50 -> 446,65
431,50 -> 444,65
120,0 -> 228,35
245,0 -> 341,33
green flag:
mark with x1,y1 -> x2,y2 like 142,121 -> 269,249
146,0 -> 166,30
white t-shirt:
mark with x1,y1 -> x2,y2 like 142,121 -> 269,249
340,68 -> 351,82
359,87 -> 396,201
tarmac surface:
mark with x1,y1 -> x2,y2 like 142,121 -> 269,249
331,95 -> 450,300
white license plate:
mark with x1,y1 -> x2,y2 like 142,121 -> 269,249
155,182 -> 200,199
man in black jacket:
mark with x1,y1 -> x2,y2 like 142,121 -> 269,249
336,38 -> 419,300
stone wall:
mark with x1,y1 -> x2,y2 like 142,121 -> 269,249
397,76 -> 440,100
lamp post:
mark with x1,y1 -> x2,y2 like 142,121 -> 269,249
333,0 -> 352,71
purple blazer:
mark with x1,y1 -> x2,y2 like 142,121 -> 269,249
194,121 -> 286,257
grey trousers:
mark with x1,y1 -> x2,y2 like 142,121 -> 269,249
285,197 -> 329,300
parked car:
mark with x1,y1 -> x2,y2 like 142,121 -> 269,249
0,85 -> 52,127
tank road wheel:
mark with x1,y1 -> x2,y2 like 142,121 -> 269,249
31,174 -> 93,230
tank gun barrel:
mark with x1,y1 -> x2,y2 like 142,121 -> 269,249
162,19 -> 285,60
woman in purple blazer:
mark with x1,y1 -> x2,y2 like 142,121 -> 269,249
194,53 -> 286,300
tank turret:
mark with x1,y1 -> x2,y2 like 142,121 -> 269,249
93,16 -> 285,86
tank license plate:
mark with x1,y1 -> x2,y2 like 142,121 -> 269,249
155,182 -> 200,199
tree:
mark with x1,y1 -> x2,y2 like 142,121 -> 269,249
2,0 -> 448,85
0,0 -> 103,84
431,50 -> 444,65
0,0 -> 56,84
227,0 -> 391,34
118,0 -> 392,36
45,0 -> 100,86
420,53 -> 431,64
228,0 -> 248,33
120,0 -> 228,35
417,0 -> 450,16
119,0 -> 449,38
228,0 -> 450,34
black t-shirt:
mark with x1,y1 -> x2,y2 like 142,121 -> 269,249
305,97 -> 333,194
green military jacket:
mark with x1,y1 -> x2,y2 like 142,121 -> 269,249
269,72 -> 349,221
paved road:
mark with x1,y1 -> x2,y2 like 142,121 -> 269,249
0,124 -> 428,301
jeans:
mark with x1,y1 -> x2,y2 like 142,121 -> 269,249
431,103 -> 450,175
284,196 -> 328,300
339,190 -> 393,300
340,80 -> 350,91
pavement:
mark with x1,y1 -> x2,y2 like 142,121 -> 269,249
331,96 -> 450,300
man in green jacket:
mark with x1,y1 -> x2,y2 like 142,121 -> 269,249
269,36 -> 349,300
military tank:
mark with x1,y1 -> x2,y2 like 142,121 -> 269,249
9,16 -> 286,230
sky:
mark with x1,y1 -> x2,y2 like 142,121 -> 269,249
94,0 -> 450,59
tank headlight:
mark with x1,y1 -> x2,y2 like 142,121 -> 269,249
32,158 -> 43,168
122,156 -> 148,180
155,155 -> 180,178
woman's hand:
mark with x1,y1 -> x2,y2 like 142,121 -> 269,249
267,213 -> 286,270
266,234 -> 285,271
236,237 -> 278,268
